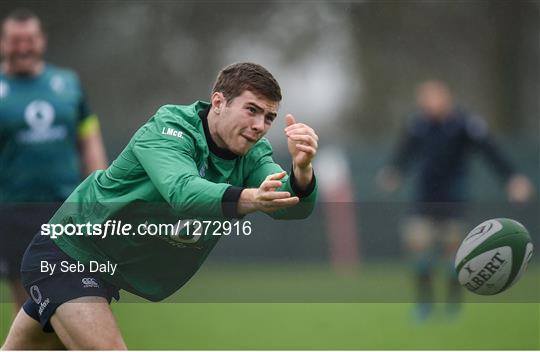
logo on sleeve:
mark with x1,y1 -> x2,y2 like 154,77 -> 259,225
199,162 -> 207,177
161,127 -> 183,139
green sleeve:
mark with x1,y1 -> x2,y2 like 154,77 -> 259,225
132,115 -> 230,218
245,139 -> 317,219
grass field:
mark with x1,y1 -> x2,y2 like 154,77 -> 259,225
1,263 -> 539,349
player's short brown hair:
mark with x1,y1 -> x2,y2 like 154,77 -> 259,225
212,63 -> 282,104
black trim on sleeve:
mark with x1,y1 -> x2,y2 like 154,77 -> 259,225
221,186 -> 245,218
290,166 -> 316,198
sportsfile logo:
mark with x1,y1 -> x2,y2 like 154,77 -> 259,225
82,277 -> 100,288
464,251 -> 506,291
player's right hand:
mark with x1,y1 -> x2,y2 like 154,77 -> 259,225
238,172 -> 300,214
256,171 -> 300,212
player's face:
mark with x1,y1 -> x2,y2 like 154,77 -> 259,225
214,90 -> 278,156
417,82 -> 452,121
0,19 -> 46,75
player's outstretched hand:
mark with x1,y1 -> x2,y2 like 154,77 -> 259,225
285,114 -> 318,170
238,171 -> 300,215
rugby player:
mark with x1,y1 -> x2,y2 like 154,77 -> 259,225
0,9 -> 107,312
1,62 -> 318,349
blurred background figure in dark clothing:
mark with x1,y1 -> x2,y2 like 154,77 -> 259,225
376,80 -> 534,320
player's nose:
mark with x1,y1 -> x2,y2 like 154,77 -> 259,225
251,115 -> 265,133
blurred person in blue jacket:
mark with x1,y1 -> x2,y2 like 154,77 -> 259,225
377,80 -> 534,320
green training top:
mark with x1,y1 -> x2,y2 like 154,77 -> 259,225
0,64 -> 97,202
50,101 -> 317,301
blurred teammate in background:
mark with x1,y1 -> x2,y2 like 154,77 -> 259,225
377,80 -> 533,320
0,9 -> 107,312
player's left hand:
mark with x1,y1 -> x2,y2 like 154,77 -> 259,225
284,114 -> 318,170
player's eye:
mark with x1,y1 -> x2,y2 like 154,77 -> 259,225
247,106 -> 257,114
265,116 -> 274,124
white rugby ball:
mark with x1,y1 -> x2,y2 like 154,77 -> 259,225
455,218 -> 533,295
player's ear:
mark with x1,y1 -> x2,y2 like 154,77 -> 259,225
211,92 -> 225,115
